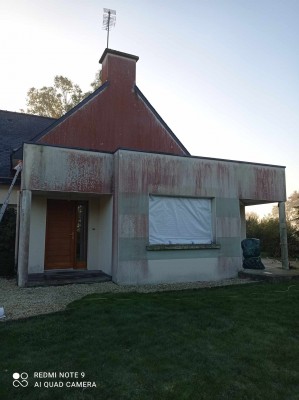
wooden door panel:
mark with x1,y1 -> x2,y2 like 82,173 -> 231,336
45,200 -> 75,269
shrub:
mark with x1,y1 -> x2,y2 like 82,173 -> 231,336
0,207 -> 17,277
246,214 -> 299,259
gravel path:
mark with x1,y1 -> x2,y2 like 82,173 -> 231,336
0,277 -> 252,322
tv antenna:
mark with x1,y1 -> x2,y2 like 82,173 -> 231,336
103,8 -> 116,48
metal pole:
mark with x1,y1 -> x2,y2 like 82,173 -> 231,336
279,201 -> 289,270
107,10 -> 111,48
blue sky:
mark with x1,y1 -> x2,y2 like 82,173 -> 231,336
0,0 -> 298,216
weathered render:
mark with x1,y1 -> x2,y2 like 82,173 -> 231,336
112,150 -> 286,284
22,143 -> 113,194
18,141 -> 287,285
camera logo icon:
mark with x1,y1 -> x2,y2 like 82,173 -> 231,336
13,372 -> 28,387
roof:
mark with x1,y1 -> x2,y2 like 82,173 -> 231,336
135,86 -> 190,155
28,82 -> 109,143
0,110 -> 55,182
28,83 -> 189,156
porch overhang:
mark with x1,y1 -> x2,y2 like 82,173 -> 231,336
21,143 -> 113,194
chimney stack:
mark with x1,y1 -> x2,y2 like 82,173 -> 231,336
99,49 -> 139,89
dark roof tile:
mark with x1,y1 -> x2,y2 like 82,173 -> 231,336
0,110 -> 55,181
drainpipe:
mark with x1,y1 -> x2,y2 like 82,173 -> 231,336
278,202 -> 289,270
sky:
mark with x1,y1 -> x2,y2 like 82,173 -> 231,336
0,0 -> 298,217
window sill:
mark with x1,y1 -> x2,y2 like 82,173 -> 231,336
146,243 -> 221,251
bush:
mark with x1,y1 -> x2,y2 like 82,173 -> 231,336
0,207 -> 17,277
246,214 -> 299,259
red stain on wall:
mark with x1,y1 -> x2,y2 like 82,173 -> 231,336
38,50 -> 188,157
254,167 -> 281,200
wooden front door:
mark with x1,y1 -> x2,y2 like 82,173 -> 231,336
45,200 -> 88,270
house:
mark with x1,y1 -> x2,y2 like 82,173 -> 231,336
1,49 -> 289,287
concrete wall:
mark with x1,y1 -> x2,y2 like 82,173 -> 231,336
22,143 -> 113,194
28,196 -> 47,273
21,144 -> 286,284
87,199 -> 101,271
88,195 -> 113,275
240,203 -> 246,240
112,150 -> 286,284
98,196 -> 113,275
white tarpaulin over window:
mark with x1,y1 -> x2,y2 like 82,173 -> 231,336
149,196 -> 213,245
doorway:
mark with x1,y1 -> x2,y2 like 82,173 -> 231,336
44,199 -> 88,270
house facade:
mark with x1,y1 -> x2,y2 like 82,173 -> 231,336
1,49 -> 288,287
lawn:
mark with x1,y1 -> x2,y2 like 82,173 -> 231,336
1,282 -> 299,400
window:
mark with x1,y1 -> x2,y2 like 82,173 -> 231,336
149,196 -> 213,245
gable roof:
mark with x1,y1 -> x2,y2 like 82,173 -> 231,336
32,83 -> 190,156
29,82 -> 109,143
0,110 -> 55,182
34,49 -> 190,157
134,86 -> 190,155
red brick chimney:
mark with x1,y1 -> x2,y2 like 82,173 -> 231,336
99,49 -> 139,89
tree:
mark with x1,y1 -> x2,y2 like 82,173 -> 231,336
245,212 -> 260,238
246,197 -> 299,259
271,191 -> 299,228
22,71 -> 101,118
89,70 -> 102,92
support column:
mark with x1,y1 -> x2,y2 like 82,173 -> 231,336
278,201 -> 289,270
239,202 -> 246,240
17,190 -> 32,287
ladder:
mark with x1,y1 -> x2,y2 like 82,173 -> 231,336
0,162 -> 22,224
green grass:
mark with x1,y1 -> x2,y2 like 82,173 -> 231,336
1,282 -> 299,400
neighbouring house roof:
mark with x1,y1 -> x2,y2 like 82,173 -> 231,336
0,110 -> 55,183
